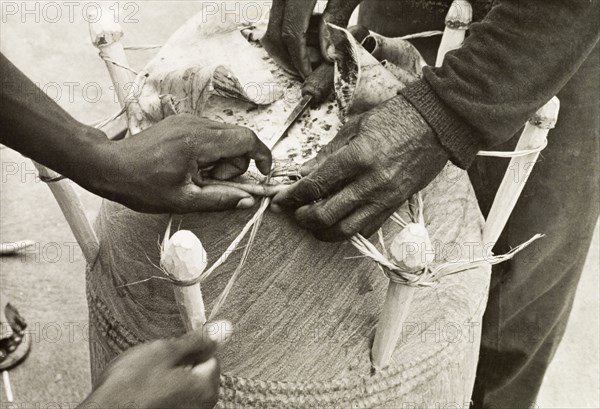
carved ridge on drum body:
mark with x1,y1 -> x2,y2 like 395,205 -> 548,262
88,283 -> 480,407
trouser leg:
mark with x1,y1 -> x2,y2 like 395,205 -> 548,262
469,43 -> 600,409
359,4 -> 599,404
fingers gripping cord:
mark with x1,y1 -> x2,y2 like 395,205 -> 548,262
105,34 -> 548,316
120,137 -> 545,318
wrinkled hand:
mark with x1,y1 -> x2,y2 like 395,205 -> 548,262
98,114 -> 272,214
273,95 -> 450,242
79,321 -> 231,409
262,0 -> 362,78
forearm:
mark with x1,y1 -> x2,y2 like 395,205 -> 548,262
402,0 -> 600,168
0,53 -> 110,188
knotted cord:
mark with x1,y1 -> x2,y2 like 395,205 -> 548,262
351,231 -> 543,288
98,51 -> 140,75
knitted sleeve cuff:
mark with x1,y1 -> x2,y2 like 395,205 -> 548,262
400,79 -> 483,169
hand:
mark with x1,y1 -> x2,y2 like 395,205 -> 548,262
80,321 -> 232,409
273,95 -> 449,242
0,56 -> 270,214
95,114 -> 272,214
262,0 -> 362,78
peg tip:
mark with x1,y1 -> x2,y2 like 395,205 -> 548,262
530,97 -> 560,129
446,0 -> 472,28
89,9 -> 124,48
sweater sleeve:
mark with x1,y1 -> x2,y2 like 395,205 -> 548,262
400,0 -> 600,169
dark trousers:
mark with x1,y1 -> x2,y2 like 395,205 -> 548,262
359,6 -> 600,407
468,42 -> 599,408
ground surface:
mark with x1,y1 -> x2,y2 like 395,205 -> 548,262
1,1 -> 598,407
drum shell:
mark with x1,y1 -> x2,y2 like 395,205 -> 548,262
87,165 -> 491,407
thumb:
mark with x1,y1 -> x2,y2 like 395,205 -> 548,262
179,184 -> 256,212
172,320 -> 233,367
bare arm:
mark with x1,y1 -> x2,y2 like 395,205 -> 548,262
0,54 -> 272,213
0,53 -> 109,183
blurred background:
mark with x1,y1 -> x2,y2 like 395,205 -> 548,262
1,1 -> 598,407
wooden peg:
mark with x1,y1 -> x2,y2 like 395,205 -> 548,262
161,224 -> 207,331
371,283 -> 416,370
89,17 -> 207,332
89,9 -> 137,109
371,1 -> 473,371
435,0 -> 472,68
372,218 -> 433,370
483,98 -> 560,247
33,163 -> 99,264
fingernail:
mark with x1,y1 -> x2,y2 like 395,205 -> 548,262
237,197 -> 256,209
205,320 -> 233,344
270,203 -> 283,213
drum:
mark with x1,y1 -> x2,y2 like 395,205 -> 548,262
86,5 -> 491,407
87,162 -> 490,407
